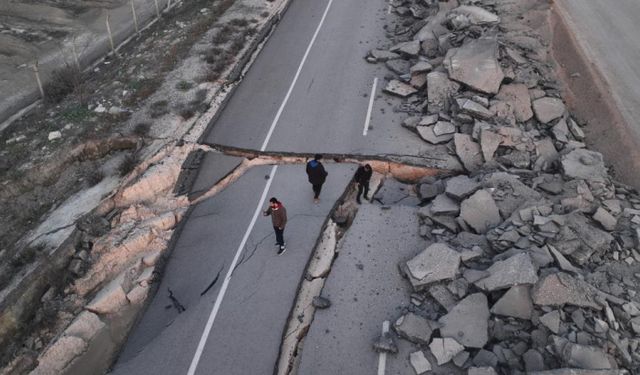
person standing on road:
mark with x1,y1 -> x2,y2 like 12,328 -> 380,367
263,197 -> 288,255
306,154 -> 328,204
354,163 -> 373,204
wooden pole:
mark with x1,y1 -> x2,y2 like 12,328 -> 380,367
130,0 -> 140,34
153,0 -> 161,18
33,61 -> 44,98
106,13 -> 116,56
167,0 -> 172,10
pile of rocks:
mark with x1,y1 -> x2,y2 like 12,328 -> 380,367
369,0 -> 640,373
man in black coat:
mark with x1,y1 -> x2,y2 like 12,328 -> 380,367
354,164 -> 372,204
306,154 -> 328,203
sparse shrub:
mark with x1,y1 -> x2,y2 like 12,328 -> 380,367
229,18 -> 249,27
83,163 -> 104,186
44,64 -> 83,104
149,100 -> 169,118
260,11 -> 270,18
212,25 -> 236,44
228,38 -> 245,55
61,106 -> 92,122
177,105 -> 195,120
133,123 -> 151,136
10,245 -> 40,269
123,78 -> 161,106
176,80 -> 193,91
204,47 -> 225,64
118,153 -> 137,176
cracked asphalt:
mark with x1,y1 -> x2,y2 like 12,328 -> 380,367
110,0 -> 440,372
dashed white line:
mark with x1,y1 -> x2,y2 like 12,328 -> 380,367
377,320 -> 390,375
186,0 -> 335,373
363,77 -> 378,136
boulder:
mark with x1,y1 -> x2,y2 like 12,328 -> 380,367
475,253 -> 538,291
460,190 -> 501,233
444,37 -> 504,94
439,293 -> 489,348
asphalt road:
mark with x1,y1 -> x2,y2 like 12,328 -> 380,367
556,0 -> 640,141
112,0 -> 439,372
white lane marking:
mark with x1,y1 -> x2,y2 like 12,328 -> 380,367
260,0 -> 335,152
187,0 -> 336,373
387,4 -> 391,14
377,320 -> 390,375
363,77 -> 378,136
187,165 -> 279,375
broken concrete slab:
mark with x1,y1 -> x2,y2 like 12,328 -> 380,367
390,40 -> 421,57
386,59 -> 411,75
426,72 -> 460,113
410,61 -> 433,74
384,79 -> 418,97
468,367 -> 499,375
429,337 -> 465,365
406,243 -> 461,290
432,121 -> 456,136
429,284 -> 458,312
444,37 -> 504,94
475,253 -> 538,291
409,351 -> 432,374
550,212 -> 614,265
480,129 -> 501,162
431,194 -> 460,216
454,133 -> 483,172
539,310 -> 561,334
523,349 -> 545,372
548,245 -> 580,274
369,49 -> 400,62
439,293 -> 489,348
417,125 -> 455,144
496,83 -> 533,122
449,5 -> 499,25
531,273 -> 600,310
457,98 -> 493,120
592,207 -> 617,231
490,285 -> 533,320
532,97 -> 566,123
393,313 -> 435,345
460,189 -> 501,233
529,370 -> 625,375
562,343 -> 614,370
445,175 -> 480,201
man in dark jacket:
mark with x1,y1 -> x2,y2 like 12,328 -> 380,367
263,197 -> 288,255
354,164 -> 373,204
306,154 -> 328,203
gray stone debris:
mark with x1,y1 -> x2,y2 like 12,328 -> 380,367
539,310 -> 561,334
393,313 -> 435,345
390,40 -> 421,57
409,351 -> 432,374
439,293 -> 489,348
532,273 -> 600,310
592,207 -> 617,231
523,349 -> 545,372
384,79 -> 418,97
475,253 -> 538,291
368,49 -> 400,62
547,245 -> 580,274
457,98 -> 493,120
490,285 -> 533,320
460,189 -> 501,234
496,83 -> 533,122
468,367 -> 498,375
480,129 -> 501,162
449,5 -> 499,25
432,121 -> 456,136
532,97 -> 566,123
386,59 -> 411,75
454,133 -> 483,172
410,61 -> 433,74
444,37 -> 504,94
561,149 -> 607,182
429,337 -> 464,365
406,243 -> 460,290
312,296 -> 331,309
426,72 -> 460,112
562,343 -> 613,370
529,370 -> 625,375
445,175 -> 480,201
431,194 -> 460,215
417,125 -> 454,144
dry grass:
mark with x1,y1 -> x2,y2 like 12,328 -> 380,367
44,64 -> 84,104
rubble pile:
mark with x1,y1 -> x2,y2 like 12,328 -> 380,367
369,0 -> 640,373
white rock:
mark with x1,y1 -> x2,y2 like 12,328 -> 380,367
429,337 -> 464,365
48,131 -> 62,141
409,351 -> 432,374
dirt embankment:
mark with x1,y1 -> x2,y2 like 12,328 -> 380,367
549,3 -> 640,189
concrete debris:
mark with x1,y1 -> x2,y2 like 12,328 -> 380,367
468,367 -> 499,375
439,293 -> 489,348
496,83 -> 533,122
475,253 -> 538,291
48,131 -> 62,141
369,49 -> 400,62
532,97 -> 566,123
592,207 -> 617,231
444,37 -> 504,94
409,351 -> 432,374
454,133 -> 483,172
431,194 -> 460,216
562,343 -> 614,370
386,59 -> 411,75
445,175 -> 480,201
561,149 -> 608,182
457,98 -> 493,120
429,337 -> 464,365
539,310 -> 561,334
480,129 -> 501,162
393,313 -> 435,345
426,72 -> 460,112
490,285 -> 533,320
449,6 -> 499,25
390,40 -> 421,57
406,243 -> 460,290
417,125 -> 454,144
532,273 -> 600,310
384,79 -> 418,97
460,189 -> 501,234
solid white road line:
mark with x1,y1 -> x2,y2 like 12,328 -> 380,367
377,320 -> 390,375
387,4 -> 392,14
260,0 -> 335,152
187,165 -> 279,375
363,77 -> 378,136
187,0 -> 336,373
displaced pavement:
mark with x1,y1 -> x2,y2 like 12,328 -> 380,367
113,164 -> 355,374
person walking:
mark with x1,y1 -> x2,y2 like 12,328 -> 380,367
354,163 -> 373,204
263,197 -> 288,255
306,154 -> 328,204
